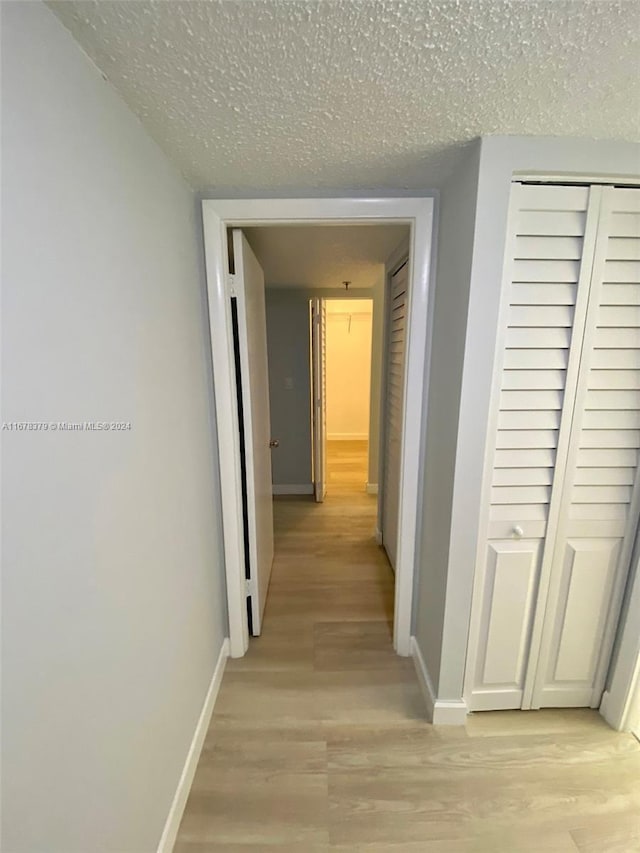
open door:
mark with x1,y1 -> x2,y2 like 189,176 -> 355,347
311,297 -> 327,502
232,229 -> 274,635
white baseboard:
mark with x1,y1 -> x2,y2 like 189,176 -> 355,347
366,483 -> 378,495
432,698 -> 470,725
411,636 -> 468,726
375,527 -> 383,545
157,638 -> 229,852
327,433 -> 368,441
272,484 -> 314,495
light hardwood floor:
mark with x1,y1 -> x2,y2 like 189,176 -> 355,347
174,440 -> 640,852
325,439 -> 371,494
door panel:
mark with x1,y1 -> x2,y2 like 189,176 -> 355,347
468,540 -> 541,711
233,229 -> 274,635
537,539 -> 620,706
554,541 -> 620,683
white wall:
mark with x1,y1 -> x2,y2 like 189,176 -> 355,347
628,675 -> 640,736
1,4 -> 227,851
326,299 -> 373,441
413,142 -> 481,691
421,136 -> 640,703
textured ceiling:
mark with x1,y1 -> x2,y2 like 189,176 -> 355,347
244,224 -> 408,289
49,0 -> 640,192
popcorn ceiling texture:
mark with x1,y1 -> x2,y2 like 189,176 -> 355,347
48,0 -> 640,191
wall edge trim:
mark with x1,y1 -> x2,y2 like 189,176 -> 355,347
411,636 -> 468,726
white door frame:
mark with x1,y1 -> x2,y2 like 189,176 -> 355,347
201,198 -> 435,658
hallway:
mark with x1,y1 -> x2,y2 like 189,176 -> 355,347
174,444 -> 640,851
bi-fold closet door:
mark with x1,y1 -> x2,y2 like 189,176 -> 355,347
382,259 -> 409,571
465,183 -> 640,712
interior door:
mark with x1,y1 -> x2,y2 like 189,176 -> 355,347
232,229 -> 274,635
382,259 -> 409,571
311,297 -> 327,502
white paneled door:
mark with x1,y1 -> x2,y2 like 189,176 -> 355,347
232,229 -> 274,635
466,184 -> 640,712
382,260 -> 409,571
311,297 -> 327,502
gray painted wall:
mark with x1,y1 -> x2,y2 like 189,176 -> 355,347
414,143 -> 481,692
414,135 -> 640,702
265,287 -> 380,487
1,4 -> 227,850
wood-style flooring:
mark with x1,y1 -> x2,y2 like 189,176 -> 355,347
325,439 -> 372,494
174,440 -> 640,852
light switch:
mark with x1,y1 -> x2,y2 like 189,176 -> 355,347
284,377 -> 294,390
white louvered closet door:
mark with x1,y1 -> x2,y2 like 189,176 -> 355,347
466,184 -> 596,711
382,260 -> 408,571
529,186 -> 640,709
466,182 -> 640,713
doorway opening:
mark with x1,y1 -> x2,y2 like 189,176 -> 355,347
313,297 -> 374,498
234,224 -> 411,652
202,198 -> 435,659
229,226 -> 403,644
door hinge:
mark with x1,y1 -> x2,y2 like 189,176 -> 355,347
245,578 -> 255,597
226,274 -> 237,297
